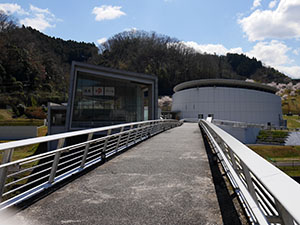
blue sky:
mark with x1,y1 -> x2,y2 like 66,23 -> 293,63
1,0 -> 300,79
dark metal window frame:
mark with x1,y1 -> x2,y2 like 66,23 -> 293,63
66,62 -> 158,131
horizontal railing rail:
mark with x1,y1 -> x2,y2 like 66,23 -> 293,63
199,119 -> 300,225
0,119 -> 182,210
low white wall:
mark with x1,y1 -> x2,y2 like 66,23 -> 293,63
0,126 -> 37,140
217,124 -> 260,144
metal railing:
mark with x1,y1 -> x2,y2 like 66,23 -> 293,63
0,119 -> 181,210
199,119 -> 300,225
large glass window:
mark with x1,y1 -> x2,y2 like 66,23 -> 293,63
71,72 -> 144,128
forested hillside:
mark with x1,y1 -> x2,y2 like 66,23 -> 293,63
97,31 -> 291,95
0,12 -> 292,110
0,12 -> 100,110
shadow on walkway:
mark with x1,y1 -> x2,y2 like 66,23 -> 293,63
200,127 -> 249,225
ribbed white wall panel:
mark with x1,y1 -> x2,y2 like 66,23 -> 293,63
172,87 -> 282,126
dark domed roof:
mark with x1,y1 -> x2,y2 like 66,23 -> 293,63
173,79 -> 277,94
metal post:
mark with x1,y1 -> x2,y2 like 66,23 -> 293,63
228,147 -> 238,170
151,122 -> 157,135
275,200 -> 294,225
48,138 -> 65,184
144,123 -> 151,138
101,129 -> 111,162
157,121 -> 162,133
157,121 -> 161,133
134,124 -> 140,143
149,122 -> 154,136
115,127 -> 124,151
241,161 -> 258,204
161,121 -> 165,132
146,123 -> 152,138
80,133 -> 94,168
126,125 -> 133,146
0,148 -> 14,202
137,124 -> 145,141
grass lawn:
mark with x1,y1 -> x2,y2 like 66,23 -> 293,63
0,126 -> 47,162
283,115 -> 300,129
0,109 -> 44,126
0,109 -> 14,120
278,166 -> 300,177
248,145 -> 300,176
248,145 -> 300,160
282,95 -> 300,115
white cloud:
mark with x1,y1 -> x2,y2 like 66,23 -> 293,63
0,3 -> 27,15
97,38 -> 107,45
246,40 -> 300,78
20,13 -> 55,31
20,5 -> 60,31
30,5 -> 53,16
293,48 -> 300,55
183,41 -> 243,55
239,0 -> 300,41
252,0 -> 262,10
182,40 -> 300,79
247,40 -> 292,66
276,65 -> 300,79
124,27 -> 137,33
0,4 -> 59,31
92,5 -> 126,21
269,0 -> 278,8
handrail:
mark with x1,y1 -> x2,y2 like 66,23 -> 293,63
0,119 -> 182,210
0,120 -> 167,152
199,119 -> 300,225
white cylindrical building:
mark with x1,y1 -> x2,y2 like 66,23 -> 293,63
172,79 -> 283,126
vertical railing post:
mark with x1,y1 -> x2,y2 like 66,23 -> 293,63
0,148 -> 14,202
275,200 -> 294,225
134,124 -> 140,143
48,138 -> 65,184
158,121 -> 163,133
80,133 -> 94,168
228,147 -> 238,170
149,122 -> 154,136
101,129 -> 111,162
115,127 -> 124,151
241,161 -> 258,204
162,121 -> 165,132
152,122 -> 157,135
126,125 -> 133,146
146,122 -> 152,138
138,124 -> 146,141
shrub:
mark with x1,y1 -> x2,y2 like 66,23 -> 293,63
17,103 -> 26,115
24,106 -> 46,119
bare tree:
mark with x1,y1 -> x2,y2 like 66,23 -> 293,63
0,11 -> 17,32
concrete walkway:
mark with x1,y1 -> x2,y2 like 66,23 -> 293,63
13,123 -> 223,225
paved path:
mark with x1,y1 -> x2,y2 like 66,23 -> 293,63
12,123 -> 223,225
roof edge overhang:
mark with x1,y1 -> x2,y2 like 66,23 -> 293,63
173,79 -> 277,94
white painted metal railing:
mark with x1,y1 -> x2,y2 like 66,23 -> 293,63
0,119 -> 181,210
200,119 -> 300,225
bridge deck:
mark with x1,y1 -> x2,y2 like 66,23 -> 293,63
13,123 -> 223,225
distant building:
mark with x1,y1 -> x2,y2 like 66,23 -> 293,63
171,79 -> 285,143
48,62 -> 158,136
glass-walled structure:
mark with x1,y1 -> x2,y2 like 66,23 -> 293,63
66,62 -> 158,130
